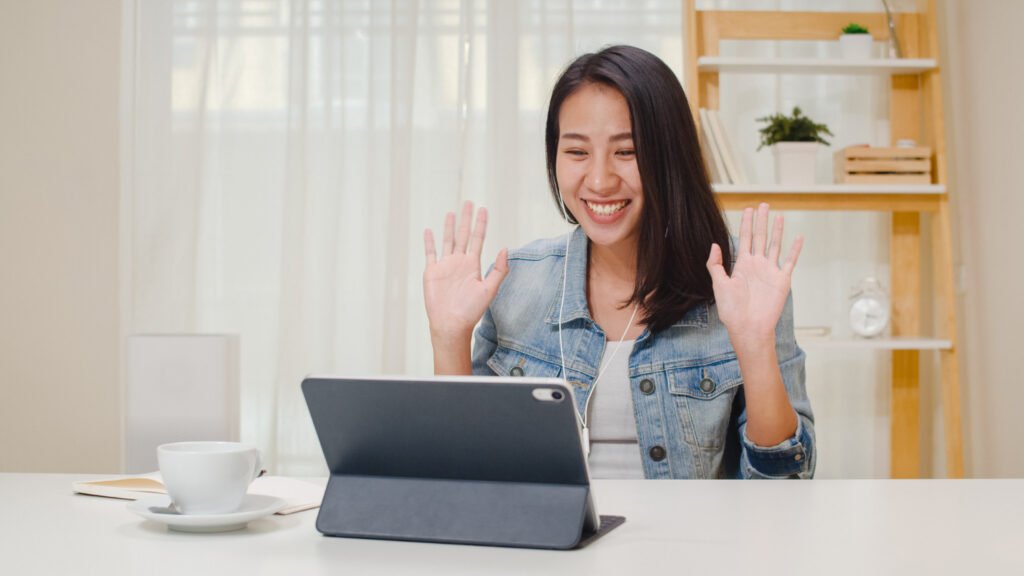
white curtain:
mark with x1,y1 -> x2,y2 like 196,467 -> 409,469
128,0 -> 930,477
128,0 -> 685,475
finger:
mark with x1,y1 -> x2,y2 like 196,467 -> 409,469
738,207 -> 753,256
483,248 -> 509,296
454,201 -> 474,254
706,243 -> 729,284
467,207 -> 488,257
424,228 -> 437,264
442,212 -> 455,256
782,235 -> 805,276
768,214 -> 784,266
752,203 -> 769,257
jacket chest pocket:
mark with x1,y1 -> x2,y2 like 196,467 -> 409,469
487,345 -> 562,379
667,358 -> 742,450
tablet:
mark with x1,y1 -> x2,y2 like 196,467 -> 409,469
302,375 -> 623,549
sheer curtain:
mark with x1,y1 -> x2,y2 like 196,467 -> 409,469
127,0 -> 928,477
127,0 -> 683,475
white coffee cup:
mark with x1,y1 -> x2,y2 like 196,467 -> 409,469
157,441 -> 261,515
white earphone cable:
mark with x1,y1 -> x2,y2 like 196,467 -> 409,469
557,194 -> 639,455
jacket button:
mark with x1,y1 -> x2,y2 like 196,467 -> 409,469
648,445 -> 667,462
699,377 -> 716,393
639,379 -> 655,395
510,366 -> 524,377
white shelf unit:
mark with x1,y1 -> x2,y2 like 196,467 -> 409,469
697,57 -> 938,75
713,184 -> 946,195
798,337 -> 953,351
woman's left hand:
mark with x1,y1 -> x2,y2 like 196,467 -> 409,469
706,203 -> 803,350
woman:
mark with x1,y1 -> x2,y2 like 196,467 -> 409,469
422,45 -> 814,479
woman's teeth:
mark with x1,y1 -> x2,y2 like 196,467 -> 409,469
586,200 -> 627,215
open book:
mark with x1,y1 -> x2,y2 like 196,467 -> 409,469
73,472 -> 325,515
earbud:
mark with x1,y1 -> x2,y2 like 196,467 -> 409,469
558,195 -> 571,381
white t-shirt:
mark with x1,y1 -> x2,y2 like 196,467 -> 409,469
586,339 -> 644,479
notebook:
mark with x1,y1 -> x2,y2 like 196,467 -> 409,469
72,473 -> 324,515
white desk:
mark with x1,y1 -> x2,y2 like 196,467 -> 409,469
2,474 -> 1021,575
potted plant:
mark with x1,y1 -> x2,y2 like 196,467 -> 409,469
839,22 -> 874,59
757,107 -> 833,185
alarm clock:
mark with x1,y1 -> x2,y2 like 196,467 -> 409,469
849,277 -> 890,338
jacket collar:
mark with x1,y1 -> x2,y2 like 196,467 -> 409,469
544,227 -> 591,326
542,226 -> 710,329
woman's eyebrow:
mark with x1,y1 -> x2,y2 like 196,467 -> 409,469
560,132 -> 634,142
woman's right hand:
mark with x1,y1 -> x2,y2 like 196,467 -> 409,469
423,201 -> 508,342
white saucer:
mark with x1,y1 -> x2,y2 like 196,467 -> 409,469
128,494 -> 287,533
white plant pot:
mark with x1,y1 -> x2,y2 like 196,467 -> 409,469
839,33 -> 874,60
772,142 -> 819,186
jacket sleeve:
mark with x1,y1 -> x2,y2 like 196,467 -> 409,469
736,293 -> 816,479
471,306 -> 499,376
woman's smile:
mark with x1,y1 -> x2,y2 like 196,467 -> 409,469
583,198 -> 632,222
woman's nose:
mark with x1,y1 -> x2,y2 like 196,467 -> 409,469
585,158 -> 620,194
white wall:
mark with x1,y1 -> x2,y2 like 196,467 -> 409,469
0,0 -> 122,472
943,0 -> 1024,478
0,0 -> 1019,478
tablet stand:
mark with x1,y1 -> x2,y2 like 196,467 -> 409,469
316,474 -> 609,549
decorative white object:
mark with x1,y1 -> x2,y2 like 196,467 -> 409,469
849,277 -> 890,338
839,33 -> 874,60
771,142 -> 819,185
125,334 -> 240,473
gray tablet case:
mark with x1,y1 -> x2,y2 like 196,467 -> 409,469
302,375 -> 625,550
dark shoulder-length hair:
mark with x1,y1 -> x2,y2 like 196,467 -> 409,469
544,45 -> 733,333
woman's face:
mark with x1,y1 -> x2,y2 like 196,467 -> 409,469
556,82 -> 643,253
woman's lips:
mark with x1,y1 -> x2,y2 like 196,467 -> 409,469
583,199 -> 630,223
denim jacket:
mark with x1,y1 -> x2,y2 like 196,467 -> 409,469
471,227 -> 815,479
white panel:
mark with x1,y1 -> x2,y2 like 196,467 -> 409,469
125,335 -> 240,473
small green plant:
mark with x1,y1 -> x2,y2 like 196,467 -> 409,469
842,22 -> 869,34
756,107 -> 834,150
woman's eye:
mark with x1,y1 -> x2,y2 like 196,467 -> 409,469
563,149 -> 587,157
617,149 -> 636,157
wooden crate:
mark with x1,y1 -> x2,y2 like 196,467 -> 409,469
834,145 -> 933,184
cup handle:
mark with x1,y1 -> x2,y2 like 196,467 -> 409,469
250,452 -> 263,483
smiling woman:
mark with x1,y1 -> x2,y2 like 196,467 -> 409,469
554,84 -> 645,272
423,45 -> 815,480
543,46 -> 732,336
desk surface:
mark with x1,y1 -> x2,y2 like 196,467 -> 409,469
2,474 -> 1022,575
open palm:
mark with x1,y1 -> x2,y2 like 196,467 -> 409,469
423,201 -> 508,337
706,203 -> 803,346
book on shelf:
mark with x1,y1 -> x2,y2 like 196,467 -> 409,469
707,109 -> 748,185
699,107 -> 729,184
72,472 -> 325,515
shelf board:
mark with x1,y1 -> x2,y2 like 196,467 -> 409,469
713,184 -> 946,195
713,184 -> 946,211
698,57 -> 938,75
798,337 -> 952,351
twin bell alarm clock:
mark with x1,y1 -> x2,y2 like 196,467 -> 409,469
849,277 -> 890,338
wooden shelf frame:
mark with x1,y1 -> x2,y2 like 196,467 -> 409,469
686,1 -> 963,478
